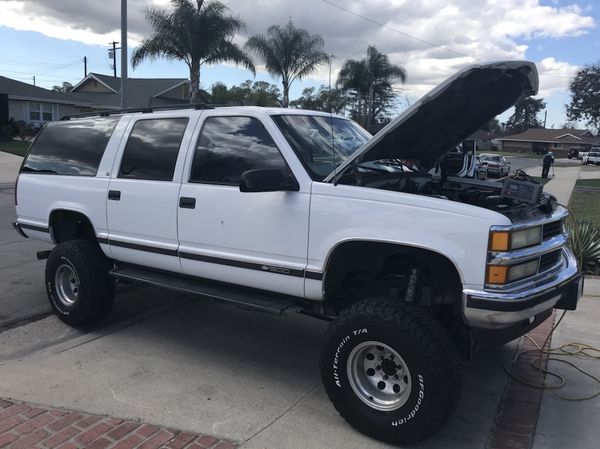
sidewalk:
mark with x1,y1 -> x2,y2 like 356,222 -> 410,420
0,151 -> 22,185
532,283 -> 600,449
525,165 -> 580,206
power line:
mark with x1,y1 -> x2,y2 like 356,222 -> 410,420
318,0 -> 469,58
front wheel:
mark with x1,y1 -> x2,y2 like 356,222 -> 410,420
46,239 -> 115,327
320,299 -> 461,445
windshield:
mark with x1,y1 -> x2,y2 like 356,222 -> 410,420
272,114 -> 371,180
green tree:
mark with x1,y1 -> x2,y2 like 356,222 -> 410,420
132,0 -> 255,104
504,97 -> 546,134
51,82 -> 74,93
481,118 -> 503,135
245,20 -> 330,107
338,46 -> 406,131
567,63 -> 600,134
210,80 -> 281,106
290,86 -> 350,114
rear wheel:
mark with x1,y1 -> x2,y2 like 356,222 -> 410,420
320,298 -> 461,445
46,239 -> 115,327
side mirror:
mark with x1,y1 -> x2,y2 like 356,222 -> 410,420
239,168 -> 299,193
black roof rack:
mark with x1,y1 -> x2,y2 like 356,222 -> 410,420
61,103 -> 215,120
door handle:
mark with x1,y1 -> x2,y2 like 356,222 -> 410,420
179,197 -> 196,209
108,190 -> 121,201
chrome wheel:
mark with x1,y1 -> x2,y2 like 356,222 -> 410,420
347,341 -> 412,411
54,264 -> 80,306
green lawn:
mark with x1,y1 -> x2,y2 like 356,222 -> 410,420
575,179 -> 600,189
0,140 -> 29,157
569,187 -> 600,227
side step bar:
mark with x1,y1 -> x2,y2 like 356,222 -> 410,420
109,266 -> 305,315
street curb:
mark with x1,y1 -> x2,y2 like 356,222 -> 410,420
0,398 -> 237,449
486,312 -> 556,449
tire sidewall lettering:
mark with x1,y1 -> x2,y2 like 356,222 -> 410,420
330,324 -> 428,427
332,328 -> 368,388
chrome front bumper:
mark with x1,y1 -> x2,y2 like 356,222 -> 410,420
463,247 -> 582,329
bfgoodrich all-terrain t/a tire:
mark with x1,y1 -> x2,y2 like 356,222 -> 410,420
45,239 -> 115,327
319,298 -> 462,445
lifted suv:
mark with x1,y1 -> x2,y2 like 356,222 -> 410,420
14,61 -> 582,445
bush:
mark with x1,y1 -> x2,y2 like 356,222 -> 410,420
566,219 -> 600,274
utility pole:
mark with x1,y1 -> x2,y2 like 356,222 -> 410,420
109,41 -> 119,78
543,110 -> 547,128
83,56 -> 88,77
121,0 -> 128,109
32,76 -> 36,86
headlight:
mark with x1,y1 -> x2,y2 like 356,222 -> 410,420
507,259 -> 539,282
486,259 -> 540,285
489,226 -> 542,251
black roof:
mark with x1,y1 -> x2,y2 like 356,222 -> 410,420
0,75 -> 88,105
68,73 -> 207,109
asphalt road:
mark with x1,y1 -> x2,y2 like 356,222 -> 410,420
0,183 -> 53,331
506,156 -> 540,174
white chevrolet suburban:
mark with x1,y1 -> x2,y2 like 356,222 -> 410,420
13,61 -> 582,445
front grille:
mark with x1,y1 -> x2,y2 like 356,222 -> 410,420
543,220 -> 563,240
539,250 -> 562,273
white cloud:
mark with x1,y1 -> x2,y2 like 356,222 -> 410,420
0,0 -> 594,101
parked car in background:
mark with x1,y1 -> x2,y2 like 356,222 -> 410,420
568,148 -> 579,159
583,150 -> 600,165
478,153 -> 510,177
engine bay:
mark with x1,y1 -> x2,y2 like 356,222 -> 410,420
341,168 -> 554,221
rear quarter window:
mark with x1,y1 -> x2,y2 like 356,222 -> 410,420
21,117 -> 120,176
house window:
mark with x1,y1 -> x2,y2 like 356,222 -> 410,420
28,102 -> 41,121
28,102 -> 55,123
552,143 -> 563,149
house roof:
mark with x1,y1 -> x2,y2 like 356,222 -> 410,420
0,75 -> 89,105
68,73 -> 207,109
497,128 -> 600,145
465,129 -> 495,141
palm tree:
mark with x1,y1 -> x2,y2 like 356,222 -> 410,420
245,20 -> 331,107
132,0 -> 255,104
338,46 -> 406,129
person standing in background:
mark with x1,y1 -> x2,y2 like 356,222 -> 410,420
542,151 -> 554,178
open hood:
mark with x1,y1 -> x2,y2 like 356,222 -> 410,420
326,61 -> 538,182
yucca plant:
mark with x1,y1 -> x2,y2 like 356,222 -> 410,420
566,219 -> 600,273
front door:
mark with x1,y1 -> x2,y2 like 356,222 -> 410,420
177,113 -> 310,297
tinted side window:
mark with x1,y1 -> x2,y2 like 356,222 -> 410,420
21,117 -> 120,176
190,116 -> 287,185
119,118 -> 188,181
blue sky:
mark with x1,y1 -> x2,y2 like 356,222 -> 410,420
0,0 -> 597,129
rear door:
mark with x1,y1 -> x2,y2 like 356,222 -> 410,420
106,113 -> 197,273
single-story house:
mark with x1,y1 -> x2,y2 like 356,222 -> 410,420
496,128 -> 600,157
0,75 -> 90,126
68,73 -> 209,109
464,129 -> 497,151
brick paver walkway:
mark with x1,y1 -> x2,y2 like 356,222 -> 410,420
0,399 -> 236,449
487,312 -> 556,449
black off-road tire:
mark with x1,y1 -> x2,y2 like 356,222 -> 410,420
319,298 -> 462,445
45,239 -> 115,327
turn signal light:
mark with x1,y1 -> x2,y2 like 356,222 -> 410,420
486,265 -> 508,284
489,231 -> 510,251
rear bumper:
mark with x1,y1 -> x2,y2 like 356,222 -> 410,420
463,248 -> 582,329
12,222 -> 28,239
